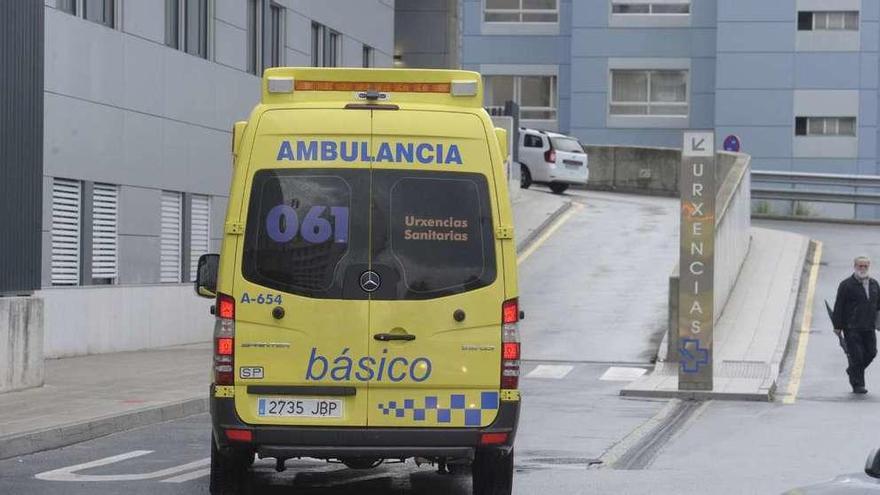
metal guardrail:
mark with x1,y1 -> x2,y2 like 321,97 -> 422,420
751,171 -> 880,205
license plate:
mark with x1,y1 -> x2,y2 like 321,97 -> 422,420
257,398 -> 343,418
565,164 -> 581,170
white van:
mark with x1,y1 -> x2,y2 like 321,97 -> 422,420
518,129 -> 589,194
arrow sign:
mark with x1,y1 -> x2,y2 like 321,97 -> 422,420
683,131 -> 714,157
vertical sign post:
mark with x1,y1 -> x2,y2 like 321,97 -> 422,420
679,131 -> 715,391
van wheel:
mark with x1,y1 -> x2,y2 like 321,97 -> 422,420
520,165 -> 532,189
472,449 -> 514,495
210,437 -> 252,495
549,183 -> 569,194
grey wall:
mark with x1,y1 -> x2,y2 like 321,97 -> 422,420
395,0 -> 460,68
0,1 -> 44,294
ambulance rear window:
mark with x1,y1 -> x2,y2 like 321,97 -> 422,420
242,169 -> 368,299
371,171 -> 497,300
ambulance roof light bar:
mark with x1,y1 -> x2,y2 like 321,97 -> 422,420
289,79 -> 479,97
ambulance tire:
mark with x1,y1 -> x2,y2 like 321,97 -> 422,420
549,183 -> 569,194
520,165 -> 532,189
210,437 -> 252,495
472,448 -> 514,495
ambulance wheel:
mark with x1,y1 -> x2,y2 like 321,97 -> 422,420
520,165 -> 532,189
210,437 -> 252,495
549,183 -> 569,194
472,448 -> 514,495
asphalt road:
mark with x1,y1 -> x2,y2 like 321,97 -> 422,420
0,187 -> 676,494
6,192 -> 875,494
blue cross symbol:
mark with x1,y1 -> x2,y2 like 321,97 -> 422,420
679,338 -> 710,373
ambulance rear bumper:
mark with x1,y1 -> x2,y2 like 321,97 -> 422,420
210,390 -> 520,459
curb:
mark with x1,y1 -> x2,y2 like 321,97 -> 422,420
0,397 -> 207,461
1,198 -> 575,460
516,199 -> 574,253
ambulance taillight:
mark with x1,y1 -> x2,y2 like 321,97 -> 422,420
214,293 -> 236,386
501,298 -> 521,390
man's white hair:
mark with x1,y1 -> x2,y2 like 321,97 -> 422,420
854,256 -> 871,265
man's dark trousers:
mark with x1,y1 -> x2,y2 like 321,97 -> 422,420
844,330 -> 877,389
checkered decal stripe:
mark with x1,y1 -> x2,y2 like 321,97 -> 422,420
378,392 -> 500,426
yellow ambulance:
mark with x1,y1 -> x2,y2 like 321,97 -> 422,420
195,67 -> 521,495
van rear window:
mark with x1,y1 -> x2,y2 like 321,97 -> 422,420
371,171 -> 497,300
242,169 -> 369,299
242,169 -> 496,300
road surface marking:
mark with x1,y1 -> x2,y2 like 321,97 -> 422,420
599,367 -> 647,382
526,365 -> 573,379
783,241 -> 823,405
35,450 -> 210,482
161,467 -> 211,483
517,203 -> 582,265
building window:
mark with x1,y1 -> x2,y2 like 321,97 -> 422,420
326,30 -> 339,67
795,117 -> 856,136
247,0 -> 260,74
51,178 -> 82,286
484,0 -> 559,23
57,0 -> 115,28
268,3 -> 284,68
612,1 -> 690,15
189,195 -> 211,283
311,23 -> 340,67
166,0 -> 210,58
484,75 -> 557,120
610,69 -> 688,116
84,0 -> 114,27
57,0 -> 77,15
363,45 -> 374,68
799,11 -> 859,31
160,191 -> 183,283
91,184 -> 118,283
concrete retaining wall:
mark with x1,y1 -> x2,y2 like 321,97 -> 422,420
583,145 -> 680,196
0,297 -> 44,393
41,285 -> 213,358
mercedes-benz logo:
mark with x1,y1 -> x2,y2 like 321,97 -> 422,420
360,271 -> 381,292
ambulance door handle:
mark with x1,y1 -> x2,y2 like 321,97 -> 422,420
374,333 -> 416,342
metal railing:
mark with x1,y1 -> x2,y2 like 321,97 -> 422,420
752,171 -> 880,205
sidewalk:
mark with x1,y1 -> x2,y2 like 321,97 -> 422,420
0,188 -> 570,460
621,227 -> 811,401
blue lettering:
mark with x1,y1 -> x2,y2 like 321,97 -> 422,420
361,142 -> 372,162
306,348 -> 329,381
445,144 -> 462,165
240,293 -> 251,304
277,141 -> 294,160
387,357 -> 408,382
355,356 -> 376,381
416,143 -> 433,164
321,141 -> 338,161
266,204 -> 298,243
296,141 -> 318,161
436,144 -> 444,164
395,143 -> 414,163
376,142 -> 394,162
340,141 -> 358,162
410,357 -> 432,382
377,349 -> 389,381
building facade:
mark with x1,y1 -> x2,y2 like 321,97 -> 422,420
461,0 -> 879,217
30,0 -> 393,357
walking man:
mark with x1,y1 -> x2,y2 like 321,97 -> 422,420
832,256 -> 880,394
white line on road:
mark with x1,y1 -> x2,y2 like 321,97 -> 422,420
35,450 -> 210,482
161,467 -> 210,483
599,367 -> 647,382
526,365 -> 574,379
